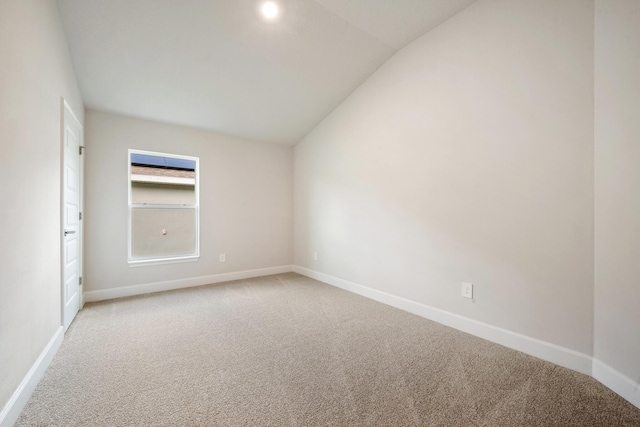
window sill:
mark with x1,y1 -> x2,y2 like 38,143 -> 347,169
128,255 -> 199,267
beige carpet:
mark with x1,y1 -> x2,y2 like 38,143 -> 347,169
16,273 -> 640,426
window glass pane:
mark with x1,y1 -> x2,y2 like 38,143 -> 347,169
131,208 -> 196,258
131,182 -> 195,204
131,153 -> 196,171
129,150 -> 199,263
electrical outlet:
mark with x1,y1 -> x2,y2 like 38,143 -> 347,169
461,282 -> 473,299
313,251 -> 318,261
219,253 -> 226,262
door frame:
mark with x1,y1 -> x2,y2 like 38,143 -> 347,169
60,98 -> 84,329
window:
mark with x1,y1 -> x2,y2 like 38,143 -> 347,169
128,149 -> 199,265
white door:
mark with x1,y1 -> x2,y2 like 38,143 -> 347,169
62,101 -> 83,331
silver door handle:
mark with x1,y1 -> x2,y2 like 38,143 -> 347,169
64,229 -> 76,236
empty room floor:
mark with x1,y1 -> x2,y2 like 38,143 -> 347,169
16,273 -> 640,426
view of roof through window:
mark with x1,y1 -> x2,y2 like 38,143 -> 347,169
131,153 -> 195,171
130,154 -> 196,186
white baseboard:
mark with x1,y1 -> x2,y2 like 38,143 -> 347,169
0,326 -> 64,427
293,266 -> 593,376
593,359 -> 640,409
84,265 -> 294,302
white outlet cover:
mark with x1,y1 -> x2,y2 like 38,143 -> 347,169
219,253 -> 226,262
313,251 -> 318,261
461,282 -> 473,299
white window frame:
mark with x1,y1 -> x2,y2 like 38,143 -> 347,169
128,149 -> 200,266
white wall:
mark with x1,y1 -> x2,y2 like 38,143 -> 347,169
0,0 -> 84,416
594,0 -> 640,394
84,110 -> 292,294
294,0 -> 594,355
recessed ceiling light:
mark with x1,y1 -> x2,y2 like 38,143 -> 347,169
261,1 -> 279,20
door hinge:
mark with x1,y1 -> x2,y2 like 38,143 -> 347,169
79,212 -> 82,220
79,146 -> 85,155
79,277 -> 83,286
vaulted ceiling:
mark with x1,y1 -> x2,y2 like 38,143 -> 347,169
57,0 -> 476,145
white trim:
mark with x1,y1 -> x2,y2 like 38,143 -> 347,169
127,149 -> 200,265
293,266 -> 593,376
130,204 -> 197,210
0,326 -> 64,427
78,108 -> 85,310
84,265 -> 294,302
128,255 -> 200,267
131,174 -> 195,186
593,359 -> 640,409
